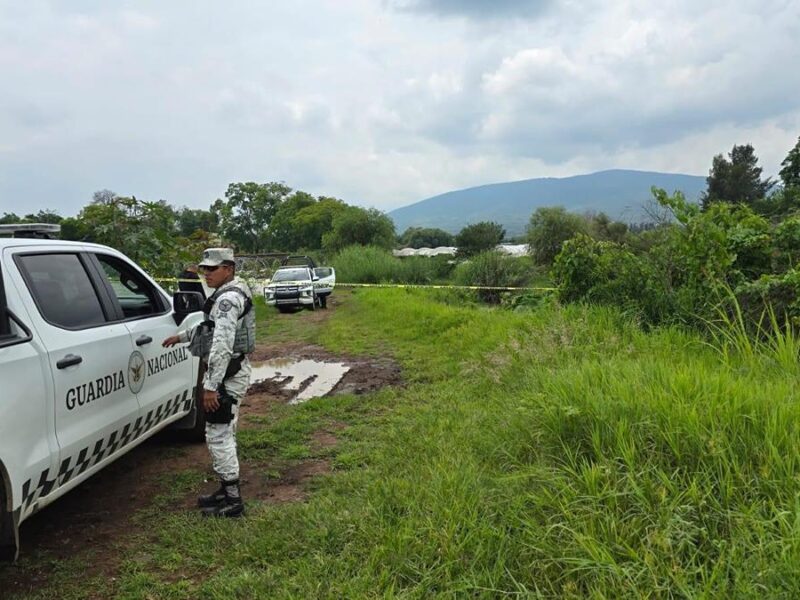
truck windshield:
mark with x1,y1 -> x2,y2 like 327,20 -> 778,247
272,269 -> 310,282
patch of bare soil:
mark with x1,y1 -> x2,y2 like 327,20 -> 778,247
0,335 -> 402,598
249,342 -> 403,398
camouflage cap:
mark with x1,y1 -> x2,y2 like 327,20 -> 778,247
199,247 -> 235,267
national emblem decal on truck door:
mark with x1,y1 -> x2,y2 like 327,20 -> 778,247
127,351 -> 146,393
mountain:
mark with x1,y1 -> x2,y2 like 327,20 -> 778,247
389,169 -> 707,236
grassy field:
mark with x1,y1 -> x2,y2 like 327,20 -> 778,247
12,289 -> 800,598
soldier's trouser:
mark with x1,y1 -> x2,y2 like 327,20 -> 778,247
206,358 -> 251,482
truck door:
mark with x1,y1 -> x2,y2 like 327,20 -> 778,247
313,267 -> 336,296
89,253 -> 194,425
12,251 -> 140,498
0,256 -> 58,520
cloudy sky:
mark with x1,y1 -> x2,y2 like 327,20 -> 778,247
1,0 -> 799,217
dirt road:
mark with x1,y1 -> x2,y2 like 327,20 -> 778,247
0,327 -> 401,598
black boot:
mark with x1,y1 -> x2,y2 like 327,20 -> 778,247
197,482 -> 227,508
202,480 -> 245,518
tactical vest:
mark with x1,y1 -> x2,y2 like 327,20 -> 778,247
188,282 -> 255,359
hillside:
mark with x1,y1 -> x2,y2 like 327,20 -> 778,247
389,169 -> 707,235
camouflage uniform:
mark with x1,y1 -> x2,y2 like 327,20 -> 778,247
178,248 -> 255,516
201,277 -> 252,481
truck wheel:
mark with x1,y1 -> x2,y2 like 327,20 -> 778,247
320,294 -> 328,309
0,476 -> 18,561
186,389 -> 207,442
186,362 -> 208,442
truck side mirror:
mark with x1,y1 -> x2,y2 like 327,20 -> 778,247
173,291 -> 204,325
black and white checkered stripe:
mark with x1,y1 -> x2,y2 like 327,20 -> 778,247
21,389 -> 192,514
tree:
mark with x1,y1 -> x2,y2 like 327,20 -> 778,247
0,213 -> 22,224
23,210 -> 63,224
1,210 -> 62,224
525,207 -> 588,265
398,227 -> 455,248
265,191 -> 318,250
701,143 -> 774,209
779,136 -> 800,189
587,212 -> 628,243
292,197 -> 347,250
92,189 -> 118,205
455,221 -> 505,258
212,182 -> 291,253
322,206 -> 396,253
176,207 -> 218,237
60,196 -> 195,274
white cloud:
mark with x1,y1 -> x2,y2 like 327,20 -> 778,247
0,0 -> 798,217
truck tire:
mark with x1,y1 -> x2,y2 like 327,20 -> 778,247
174,362 -> 207,442
187,363 -> 208,442
0,473 -> 18,561
320,294 -> 328,309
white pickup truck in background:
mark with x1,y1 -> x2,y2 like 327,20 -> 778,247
0,226 -> 206,560
263,256 -> 335,312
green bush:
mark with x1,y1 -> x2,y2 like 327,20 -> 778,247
525,206 -> 588,266
453,251 -> 532,303
554,234 -> 673,324
555,189 -> 800,328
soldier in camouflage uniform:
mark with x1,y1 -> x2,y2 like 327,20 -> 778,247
163,248 -> 255,517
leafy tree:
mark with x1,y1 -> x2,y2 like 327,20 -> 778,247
60,196 -> 194,274
0,213 -> 22,224
24,210 -> 63,224
322,206 -> 396,253
455,221 -> 505,258
1,210 -> 62,224
398,227 -> 455,248
266,191 -> 318,250
779,136 -> 800,189
525,206 -> 588,265
292,197 -> 347,250
176,207 -> 218,237
701,144 -> 774,209
587,212 -> 628,243
212,182 -> 291,253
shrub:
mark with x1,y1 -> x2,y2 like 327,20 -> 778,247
525,206 -> 588,266
453,251 -> 531,303
455,222 -> 505,258
553,234 -> 673,324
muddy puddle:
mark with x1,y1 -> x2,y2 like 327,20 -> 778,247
250,358 -> 351,404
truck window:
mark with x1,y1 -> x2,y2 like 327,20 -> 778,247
17,254 -> 107,329
95,254 -> 165,319
272,268 -> 311,282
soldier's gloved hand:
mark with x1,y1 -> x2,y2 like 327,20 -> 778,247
162,335 -> 181,347
203,389 -> 220,412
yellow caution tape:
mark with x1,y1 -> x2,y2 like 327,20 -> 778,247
153,277 -> 555,292
335,282 -> 556,291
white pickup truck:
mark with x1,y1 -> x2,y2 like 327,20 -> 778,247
263,256 -> 335,312
0,230 -> 206,560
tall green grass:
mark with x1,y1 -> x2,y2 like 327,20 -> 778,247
329,245 -> 447,284
703,290 -> 800,376
26,289 -> 800,598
